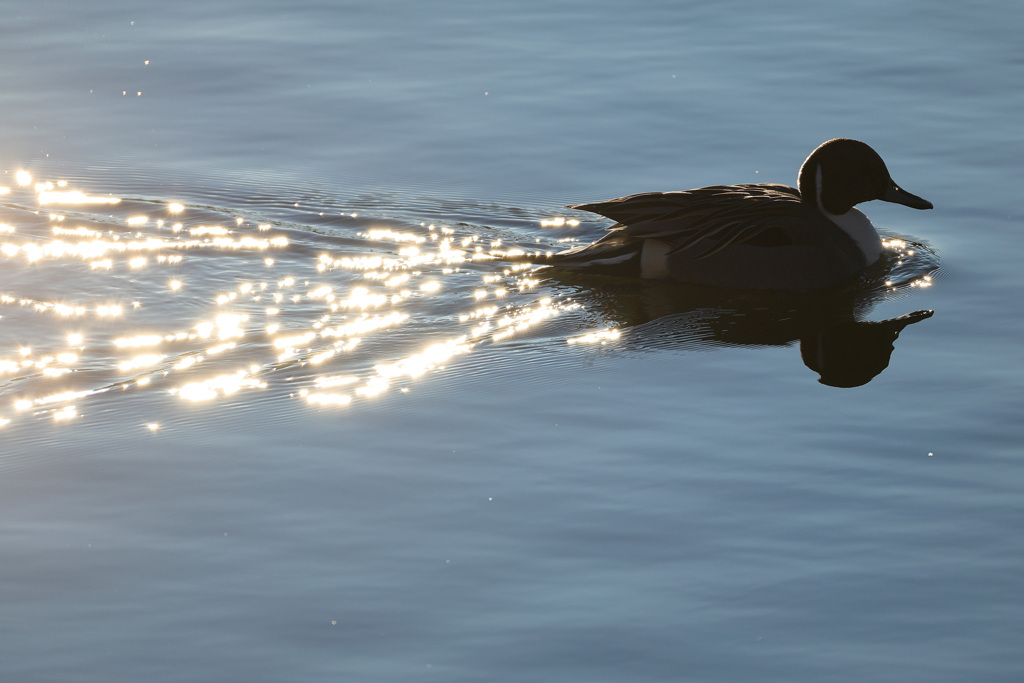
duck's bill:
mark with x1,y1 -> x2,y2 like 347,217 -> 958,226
884,181 -> 933,210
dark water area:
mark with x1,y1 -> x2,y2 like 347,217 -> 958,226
1,1 -> 1022,681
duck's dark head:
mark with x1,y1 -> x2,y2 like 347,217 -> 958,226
797,138 -> 933,215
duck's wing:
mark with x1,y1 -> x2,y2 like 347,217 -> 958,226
570,184 -> 813,259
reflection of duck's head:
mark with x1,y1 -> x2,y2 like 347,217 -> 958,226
799,310 -> 934,388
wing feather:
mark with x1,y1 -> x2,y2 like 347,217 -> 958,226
567,184 -> 818,260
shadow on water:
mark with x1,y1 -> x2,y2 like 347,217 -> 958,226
543,240 -> 938,387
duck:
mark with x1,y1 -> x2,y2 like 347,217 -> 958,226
540,139 -> 932,292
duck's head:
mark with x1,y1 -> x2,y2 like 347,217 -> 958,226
797,138 -> 933,215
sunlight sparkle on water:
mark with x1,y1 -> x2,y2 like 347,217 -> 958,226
174,370 -> 266,402
35,389 -> 91,407
366,229 -> 426,244
568,328 -> 621,345
53,405 -> 77,421
172,356 -> 200,371
53,227 -> 102,238
338,287 -> 389,310
911,276 -> 933,288
191,226 -> 229,236
372,337 -> 472,384
309,349 -> 336,364
206,342 -> 236,355
0,170 -> 596,427
273,332 -> 316,350
320,312 -> 408,339
539,217 -> 581,228
491,298 -> 572,343
38,190 -> 121,206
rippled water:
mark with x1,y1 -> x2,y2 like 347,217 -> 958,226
2,2 -> 1023,681
0,173 -> 940,432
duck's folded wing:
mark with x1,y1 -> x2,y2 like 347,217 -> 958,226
570,184 -> 813,258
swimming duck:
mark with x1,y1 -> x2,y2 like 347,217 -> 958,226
545,139 -> 932,292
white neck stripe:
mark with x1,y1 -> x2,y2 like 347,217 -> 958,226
815,165 -> 825,213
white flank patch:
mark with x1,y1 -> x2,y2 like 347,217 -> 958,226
640,239 -> 671,279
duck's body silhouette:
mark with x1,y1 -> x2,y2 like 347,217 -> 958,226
548,139 -> 932,292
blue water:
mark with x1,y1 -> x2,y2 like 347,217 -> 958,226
2,1 -> 1023,681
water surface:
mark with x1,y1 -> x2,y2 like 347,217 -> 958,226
1,2 -> 1022,681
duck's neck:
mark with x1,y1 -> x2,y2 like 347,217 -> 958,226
814,167 -> 882,264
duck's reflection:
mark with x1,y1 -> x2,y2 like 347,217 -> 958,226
795,310 -> 932,387
555,273 -> 933,387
